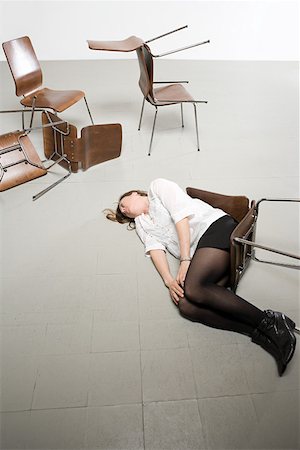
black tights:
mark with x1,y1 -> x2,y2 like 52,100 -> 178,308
178,247 -> 264,336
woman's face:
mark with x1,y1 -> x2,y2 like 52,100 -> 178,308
119,192 -> 148,219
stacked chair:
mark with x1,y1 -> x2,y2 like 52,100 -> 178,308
1,36 -> 122,200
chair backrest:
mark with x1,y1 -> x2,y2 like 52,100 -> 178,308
0,131 -> 46,191
135,44 -> 155,103
186,186 -> 256,291
186,187 -> 250,223
2,36 -> 43,97
42,111 -> 122,173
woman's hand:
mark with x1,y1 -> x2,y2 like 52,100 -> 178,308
165,278 -> 184,306
176,260 -> 190,288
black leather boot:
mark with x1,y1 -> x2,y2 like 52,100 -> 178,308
267,310 -> 296,331
251,328 -> 286,376
257,310 -> 296,366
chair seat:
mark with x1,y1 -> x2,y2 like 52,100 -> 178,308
153,83 -> 194,105
88,36 -> 144,52
20,87 -> 85,112
0,131 -> 46,191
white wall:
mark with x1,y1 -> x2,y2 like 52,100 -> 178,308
0,0 -> 298,61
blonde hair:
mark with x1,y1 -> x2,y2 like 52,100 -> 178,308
104,190 -> 148,229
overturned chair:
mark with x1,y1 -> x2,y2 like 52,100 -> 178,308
0,110 -> 71,200
41,111 -> 122,173
88,25 -> 210,155
186,187 -> 300,333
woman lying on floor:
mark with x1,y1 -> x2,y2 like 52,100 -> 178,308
105,178 -> 297,376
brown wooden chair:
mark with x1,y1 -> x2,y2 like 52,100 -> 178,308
41,111 -> 122,173
136,43 -> 208,155
186,187 -> 300,319
2,36 -> 94,129
0,110 -> 71,200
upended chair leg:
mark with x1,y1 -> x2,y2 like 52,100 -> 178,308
29,96 -> 37,129
138,97 -> 146,131
148,107 -> 158,156
84,97 -> 94,125
181,103 -> 184,128
193,103 -> 200,151
32,155 -> 71,201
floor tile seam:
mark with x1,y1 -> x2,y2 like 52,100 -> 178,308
187,345 -> 201,410
246,386 -> 298,395
1,402 -> 146,415
188,340 -> 243,350
196,392 -> 258,401
138,318 -> 147,450
29,349 -> 143,357
140,344 -> 190,351
142,396 -> 203,406
195,396 -> 210,450
140,353 -> 146,450
236,339 -> 253,394
87,399 -> 144,409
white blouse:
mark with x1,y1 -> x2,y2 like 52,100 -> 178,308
134,178 -> 226,259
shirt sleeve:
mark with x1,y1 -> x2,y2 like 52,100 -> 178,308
135,221 -> 166,257
150,178 -> 195,224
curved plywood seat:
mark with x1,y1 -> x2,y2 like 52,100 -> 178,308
87,35 -> 144,52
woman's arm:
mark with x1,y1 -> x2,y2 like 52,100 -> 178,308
149,249 -> 184,305
175,217 -> 192,287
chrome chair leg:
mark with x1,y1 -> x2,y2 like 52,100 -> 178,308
84,97 -> 94,125
148,107 -> 158,156
29,96 -> 37,128
138,97 -> 146,131
193,103 -> 200,151
22,106 -> 25,130
180,103 -> 184,128
32,155 -> 71,201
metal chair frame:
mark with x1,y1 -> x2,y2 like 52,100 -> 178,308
233,198 -> 300,333
0,110 -> 71,201
234,198 -> 300,275
24,95 -> 94,131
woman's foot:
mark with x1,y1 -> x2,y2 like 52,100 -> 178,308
252,328 -> 287,376
256,309 -> 296,367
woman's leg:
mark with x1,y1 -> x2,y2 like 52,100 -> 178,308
179,246 -> 296,375
182,247 -> 264,329
178,297 -> 254,335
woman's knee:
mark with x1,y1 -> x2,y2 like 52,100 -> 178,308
178,297 -> 193,319
184,282 -> 207,306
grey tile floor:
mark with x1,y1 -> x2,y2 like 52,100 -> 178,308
0,58 -> 299,449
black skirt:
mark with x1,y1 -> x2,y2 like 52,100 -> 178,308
196,215 -> 238,252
